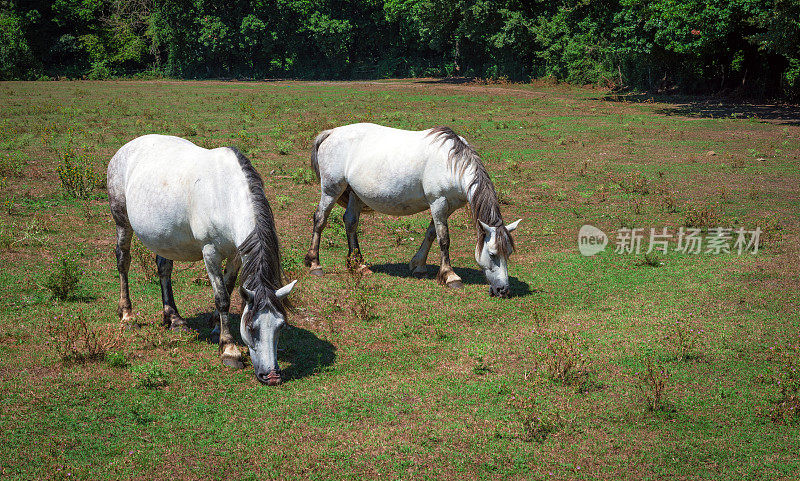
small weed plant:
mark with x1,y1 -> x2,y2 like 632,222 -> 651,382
343,251 -> 378,321
683,204 -> 719,230
0,220 -> 12,249
508,384 -> 564,443
535,330 -> 601,392
282,248 -> 305,278
768,344 -> 800,425
133,362 -> 169,389
0,153 -> 23,178
664,316 -> 704,361
640,251 -> 662,267
131,237 -> 158,283
277,140 -> 293,155
276,194 -> 291,210
106,351 -> 129,368
291,168 -> 315,185
636,356 -> 673,412
325,206 -> 346,247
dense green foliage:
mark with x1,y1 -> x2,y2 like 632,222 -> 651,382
2,0 -> 798,97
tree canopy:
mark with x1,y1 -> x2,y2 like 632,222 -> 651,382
1,0 -> 798,98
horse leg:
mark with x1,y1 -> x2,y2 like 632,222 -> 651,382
156,255 -> 185,330
409,220 -> 436,278
223,255 -> 241,297
343,193 -> 370,274
204,246 -> 243,369
208,255 -> 242,329
114,225 -> 134,322
431,199 -> 463,289
304,193 -> 339,276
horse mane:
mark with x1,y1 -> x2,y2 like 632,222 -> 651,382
427,126 -> 515,257
229,147 -> 287,318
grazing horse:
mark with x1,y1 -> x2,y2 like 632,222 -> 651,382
107,134 -> 295,385
304,123 -> 521,298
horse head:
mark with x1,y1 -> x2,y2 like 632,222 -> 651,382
239,280 -> 297,385
475,219 -> 521,298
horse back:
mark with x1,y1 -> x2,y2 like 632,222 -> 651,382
317,123 -> 464,215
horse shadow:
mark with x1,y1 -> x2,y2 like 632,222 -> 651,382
598,93 -> 800,126
369,262 -> 538,297
182,311 -> 336,382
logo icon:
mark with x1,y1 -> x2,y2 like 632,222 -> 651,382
578,224 -> 608,256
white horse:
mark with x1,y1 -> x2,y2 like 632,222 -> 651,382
304,123 -> 521,297
107,134 -> 296,385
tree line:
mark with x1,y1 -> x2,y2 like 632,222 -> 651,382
2,0 -> 798,98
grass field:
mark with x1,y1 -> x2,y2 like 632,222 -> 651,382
1,79 -> 799,480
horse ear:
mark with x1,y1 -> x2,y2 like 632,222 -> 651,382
506,219 -> 522,232
275,280 -> 297,300
479,220 -> 494,237
239,286 -> 255,305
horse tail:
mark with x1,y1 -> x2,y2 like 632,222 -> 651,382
310,130 -> 332,180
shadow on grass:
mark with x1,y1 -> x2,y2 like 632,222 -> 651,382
182,311 -> 336,383
369,262 -> 537,297
599,93 -> 800,125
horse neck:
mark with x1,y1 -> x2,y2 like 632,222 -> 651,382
231,191 -> 260,251
461,166 -> 478,205
461,164 -> 502,226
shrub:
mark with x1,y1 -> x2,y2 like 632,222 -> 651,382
56,148 -> 102,199
44,252 -> 82,300
46,314 -> 123,364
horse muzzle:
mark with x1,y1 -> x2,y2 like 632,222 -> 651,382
490,285 -> 510,298
256,369 -> 282,386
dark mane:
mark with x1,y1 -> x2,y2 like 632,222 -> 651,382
229,147 -> 286,319
427,126 -> 515,256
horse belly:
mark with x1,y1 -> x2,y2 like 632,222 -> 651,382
347,172 -> 429,215
344,149 -> 432,215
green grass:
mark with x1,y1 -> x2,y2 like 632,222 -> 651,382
0,79 -> 798,479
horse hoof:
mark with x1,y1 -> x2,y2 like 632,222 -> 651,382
169,318 -> 190,332
309,268 -> 324,277
222,358 -> 244,370
446,280 -> 464,289
358,266 -> 373,275
411,270 -> 428,279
